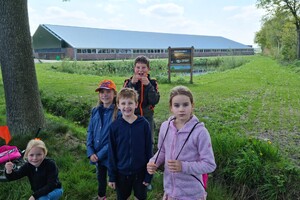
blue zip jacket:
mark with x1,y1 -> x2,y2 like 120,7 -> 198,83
108,116 -> 153,183
86,104 -> 115,167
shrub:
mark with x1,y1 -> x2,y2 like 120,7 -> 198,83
40,90 -> 92,127
212,133 -> 300,199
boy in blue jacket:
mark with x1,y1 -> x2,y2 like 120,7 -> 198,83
108,88 -> 153,200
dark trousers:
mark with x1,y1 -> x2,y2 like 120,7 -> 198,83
144,115 -> 155,150
97,164 -> 107,197
116,170 -> 147,200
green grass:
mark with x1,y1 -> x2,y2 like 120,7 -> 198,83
1,55 -> 299,199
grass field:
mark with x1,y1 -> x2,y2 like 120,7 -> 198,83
34,56 -> 300,165
0,55 -> 299,199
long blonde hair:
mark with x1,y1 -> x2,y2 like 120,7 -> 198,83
24,139 -> 48,159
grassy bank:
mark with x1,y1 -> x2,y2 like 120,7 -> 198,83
0,55 -> 299,199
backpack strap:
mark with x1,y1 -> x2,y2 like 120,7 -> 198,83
175,122 -> 200,160
191,174 -> 206,190
154,118 -> 175,164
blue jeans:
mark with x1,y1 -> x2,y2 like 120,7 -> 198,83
38,188 -> 63,200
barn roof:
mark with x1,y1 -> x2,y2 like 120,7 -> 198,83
36,24 -> 251,49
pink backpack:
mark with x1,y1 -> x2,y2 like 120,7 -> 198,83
0,145 -> 21,164
202,173 -> 208,190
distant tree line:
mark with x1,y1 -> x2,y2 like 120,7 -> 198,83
255,0 -> 300,61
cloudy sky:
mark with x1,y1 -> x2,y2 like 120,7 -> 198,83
28,0 -> 265,47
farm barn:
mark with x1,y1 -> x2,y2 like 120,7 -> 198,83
32,24 -> 254,60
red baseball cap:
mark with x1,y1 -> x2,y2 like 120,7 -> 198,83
95,79 -> 117,92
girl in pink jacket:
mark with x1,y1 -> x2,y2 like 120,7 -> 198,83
147,86 -> 216,200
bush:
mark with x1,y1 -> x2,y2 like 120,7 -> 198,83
40,90 -> 92,127
212,133 -> 300,199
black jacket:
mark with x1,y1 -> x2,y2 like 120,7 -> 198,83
123,74 -> 160,119
5,158 -> 62,199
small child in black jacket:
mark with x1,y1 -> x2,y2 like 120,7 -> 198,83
5,139 -> 63,200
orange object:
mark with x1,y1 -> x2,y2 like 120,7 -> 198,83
95,79 -> 117,92
139,83 -> 144,116
138,72 -> 147,116
0,126 -> 11,144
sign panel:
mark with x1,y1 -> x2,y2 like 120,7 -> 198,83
170,65 -> 191,70
168,47 -> 194,83
170,49 -> 192,65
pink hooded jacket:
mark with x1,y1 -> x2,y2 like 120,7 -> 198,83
150,115 -> 216,199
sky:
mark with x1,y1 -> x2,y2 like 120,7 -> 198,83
28,0 -> 266,47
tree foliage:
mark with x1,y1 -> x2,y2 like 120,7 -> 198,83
255,11 -> 296,60
256,0 -> 300,59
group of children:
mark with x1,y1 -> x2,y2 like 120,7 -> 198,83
87,55 -> 159,200
86,55 -> 216,200
4,55 -> 216,200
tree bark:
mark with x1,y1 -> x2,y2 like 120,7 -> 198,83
0,0 -> 45,135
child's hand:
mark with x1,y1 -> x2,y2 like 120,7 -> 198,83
5,161 -> 14,174
90,154 -> 98,163
28,195 -> 35,200
143,181 -> 149,186
140,76 -> 150,85
147,162 -> 157,174
131,74 -> 139,84
108,182 -> 116,189
167,160 -> 182,172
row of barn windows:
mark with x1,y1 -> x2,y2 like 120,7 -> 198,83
76,48 -> 253,54
76,49 -> 166,54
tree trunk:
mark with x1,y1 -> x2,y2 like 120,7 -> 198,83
0,0 -> 45,135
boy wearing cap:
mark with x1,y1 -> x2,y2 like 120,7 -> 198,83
123,55 -> 160,147
86,79 -> 119,200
